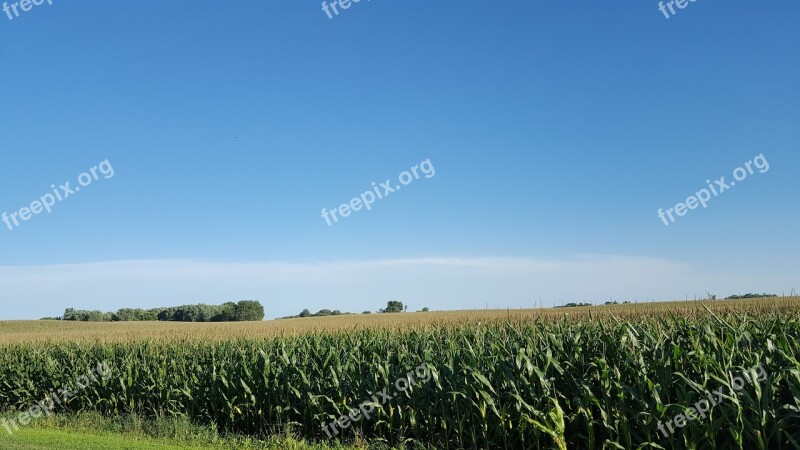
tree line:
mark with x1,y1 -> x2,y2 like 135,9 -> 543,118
725,293 -> 778,300
50,301 -> 265,322
553,293 -> 780,308
279,301 -> 430,319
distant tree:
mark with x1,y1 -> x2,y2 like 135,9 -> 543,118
421,307 -> 430,312
233,300 -> 265,321
362,311 -> 371,314
115,308 -> 159,321
87,310 -> 112,321
197,304 -> 220,322
62,308 -> 112,321
91,311 -> 113,322
211,302 -> 237,322
726,293 -> 777,300
381,301 -> 404,313
554,302 -> 592,309
63,308 -> 76,321
278,308 -> 354,319
60,301 -> 263,323
158,307 -> 177,321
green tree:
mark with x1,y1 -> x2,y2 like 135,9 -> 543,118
115,308 -> 158,321
63,308 -> 76,321
233,300 -> 265,321
63,308 -> 112,321
211,302 -> 237,322
381,301 -> 404,313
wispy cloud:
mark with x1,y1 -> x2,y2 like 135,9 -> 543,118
0,255 -> 792,319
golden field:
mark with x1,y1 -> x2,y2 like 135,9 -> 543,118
2,296 -> 798,344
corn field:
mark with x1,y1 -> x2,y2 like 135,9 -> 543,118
2,307 -> 800,449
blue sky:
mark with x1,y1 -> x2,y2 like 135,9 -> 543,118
1,0 -> 798,319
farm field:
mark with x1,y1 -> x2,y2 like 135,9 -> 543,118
1,297 -> 797,344
3,0 -> 796,447
1,297 -> 800,449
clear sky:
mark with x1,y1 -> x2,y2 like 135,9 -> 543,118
1,0 -> 798,319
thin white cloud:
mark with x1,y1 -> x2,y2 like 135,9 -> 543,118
0,255 -> 793,319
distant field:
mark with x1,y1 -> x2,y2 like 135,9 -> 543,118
1,297 -> 798,344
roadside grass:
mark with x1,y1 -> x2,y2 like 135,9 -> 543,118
0,428 -> 215,450
0,412 -> 368,449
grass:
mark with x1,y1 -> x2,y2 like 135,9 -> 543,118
0,428 -> 216,450
0,412 -> 364,449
